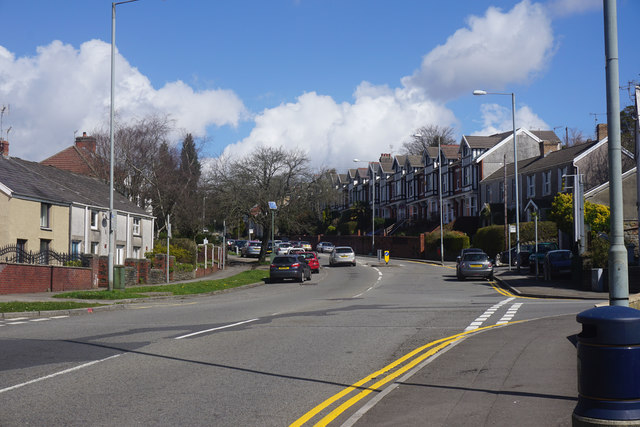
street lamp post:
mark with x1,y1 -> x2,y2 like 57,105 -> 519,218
269,201 -> 277,263
109,0 -> 140,291
473,90 -> 520,267
353,159 -> 375,254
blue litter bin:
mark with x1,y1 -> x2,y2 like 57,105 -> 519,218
573,306 -> 640,424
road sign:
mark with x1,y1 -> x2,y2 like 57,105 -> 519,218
384,250 -> 390,264
509,225 -> 516,233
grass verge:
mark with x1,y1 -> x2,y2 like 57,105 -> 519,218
0,301 -> 107,313
53,270 -> 269,300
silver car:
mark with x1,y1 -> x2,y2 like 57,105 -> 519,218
241,241 -> 262,258
456,252 -> 494,280
329,246 -> 356,266
316,242 -> 335,253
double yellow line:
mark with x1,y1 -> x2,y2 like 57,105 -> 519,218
290,323 -> 509,427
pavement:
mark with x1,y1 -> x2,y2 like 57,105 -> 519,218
1,257 -> 638,425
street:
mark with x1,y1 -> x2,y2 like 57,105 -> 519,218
0,254 -> 600,426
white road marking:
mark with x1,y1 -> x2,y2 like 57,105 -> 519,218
175,318 -> 259,340
465,297 -> 514,331
0,354 -> 122,395
6,321 -> 28,325
29,318 -> 51,322
6,317 -> 29,321
496,302 -> 523,324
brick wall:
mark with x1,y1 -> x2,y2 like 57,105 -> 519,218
0,263 -> 92,295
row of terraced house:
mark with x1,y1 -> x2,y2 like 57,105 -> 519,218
328,124 -> 638,240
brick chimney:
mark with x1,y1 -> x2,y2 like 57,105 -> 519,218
75,132 -> 96,153
0,140 -> 8,157
539,140 -> 560,157
596,123 -> 608,141
379,153 -> 391,161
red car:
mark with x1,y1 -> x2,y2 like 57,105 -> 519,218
300,251 -> 320,273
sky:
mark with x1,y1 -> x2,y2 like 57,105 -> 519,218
0,0 -> 638,172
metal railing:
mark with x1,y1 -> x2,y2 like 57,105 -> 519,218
0,244 -> 81,266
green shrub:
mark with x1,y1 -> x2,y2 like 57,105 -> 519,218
147,239 -> 195,264
175,262 -> 194,272
425,230 -> 469,260
326,225 -> 337,235
338,221 -> 358,235
473,225 -> 504,258
64,260 -> 83,267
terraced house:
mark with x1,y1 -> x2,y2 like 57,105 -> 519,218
0,139 -> 154,264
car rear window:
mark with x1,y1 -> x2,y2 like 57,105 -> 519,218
463,254 -> 488,261
273,256 -> 297,265
549,251 -> 571,261
335,247 -> 353,254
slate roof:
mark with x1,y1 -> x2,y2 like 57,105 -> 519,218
481,141 -> 599,182
0,155 -> 149,216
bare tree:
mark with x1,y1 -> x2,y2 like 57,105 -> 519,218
208,146 -> 313,261
403,125 -> 456,155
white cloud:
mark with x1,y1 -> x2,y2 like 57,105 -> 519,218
0,40 -> 247,161
545,0 -> 601,18
475,102 -> 549,135
222,1 -> 557,171
221,86 -> 458,171
402,0 -> 555,101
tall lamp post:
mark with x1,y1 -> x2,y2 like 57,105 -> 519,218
109,0 -> 140,291
269,201 -> 277,263
353,159 -> 376,254
473,90 -> 520,266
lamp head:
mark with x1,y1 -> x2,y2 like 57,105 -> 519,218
353,158 -> 360,162
473,90 -> 487,96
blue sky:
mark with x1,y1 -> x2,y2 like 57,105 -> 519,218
0,0 -> 638,170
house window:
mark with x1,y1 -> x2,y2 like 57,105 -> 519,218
91,242 -> 99,255
132,217 -> 141,235
40,203 -> 51,228
486,186 -> 492,203
91,210 -> 99,230
470,197 -> 476,216
543,171 -> 551,195
527,175 -> 535,197
133,246 -> 141,259
71,241 -> 80,260
511,179 -> 515,200
463,167 -> 469,186
499,181 -> 504,200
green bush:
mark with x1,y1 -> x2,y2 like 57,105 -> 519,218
425,230 -> 469,260
326,225 -> 337,235
338,221 -> 358,235
175,262 -> 194,272
64,260 -> 83,267
473,225 -> 504,258
147,239 -> 195,264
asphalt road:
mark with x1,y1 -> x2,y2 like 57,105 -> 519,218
0,255 -> 597,426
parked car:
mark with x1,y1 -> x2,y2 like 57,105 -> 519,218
528,242 -> 559,274
456,248 -> 486,267
300,251 -> 320,273
233,240 -> 248,252
456,253 -> 494,280
288,247 -> 305,255
275,242 -> 292,255
496,244 -> 533,267
269,255 -> 312,283
300,241 -> 312,251
330,246 -> 356,266
241,241 -> 261,258
543,250 -> 573,280
316,242 -> 335,253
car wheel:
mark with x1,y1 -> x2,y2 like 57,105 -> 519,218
298,271 -> 304,283
351,262 -> 356,267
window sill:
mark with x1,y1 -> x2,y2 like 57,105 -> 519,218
40,227 -> 52,231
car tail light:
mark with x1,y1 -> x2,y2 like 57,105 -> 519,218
291,263 -> 300,268
270,264 -> 276,268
